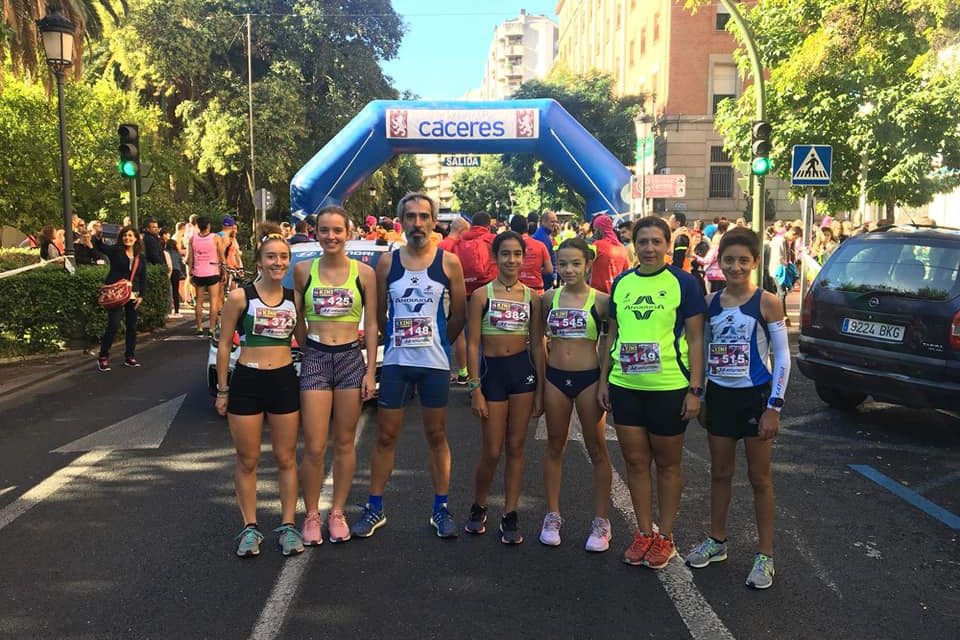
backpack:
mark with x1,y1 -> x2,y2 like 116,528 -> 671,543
453,230 -> 496,295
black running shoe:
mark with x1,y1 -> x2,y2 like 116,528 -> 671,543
464,503 -> 488,534
500,511 -> 523,545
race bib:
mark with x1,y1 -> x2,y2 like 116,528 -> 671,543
252,307 -> 295,339
312,287 -> 354,317
619,342 -> 661,374
393,316 -> 433,347
708,342 -> 750,377
488,299 -> 529,332
547,308 -> 589,338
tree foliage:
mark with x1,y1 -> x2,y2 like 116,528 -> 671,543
450,156 -> 516,216
703,0 -> 960,213
502,68 -> 644,213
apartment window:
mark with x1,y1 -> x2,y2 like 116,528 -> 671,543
653,14 -> 660,42
629,40 -> 635,65
616,4 -> 622,30
709,146 -> 734,198
711,63 -> 737,114
716,5 -> 731,30
640,29 -> 646,55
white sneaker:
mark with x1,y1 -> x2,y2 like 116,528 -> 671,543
538,512 -> 562,546
585,517 -> 612,552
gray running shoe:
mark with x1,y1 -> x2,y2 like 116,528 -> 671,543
430,504 -> 459,538
274,524 -> 305,556
746,553 -> 775,589
235,525 -> 263,558
351,503 -> 387,538
464,503 -> 488,535
500,511 -> 523,545
686,537 -> 728,568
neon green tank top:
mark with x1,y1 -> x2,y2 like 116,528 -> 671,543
304,258 -> 363,324
481,282 -> 531,336
545,287 -> 599,341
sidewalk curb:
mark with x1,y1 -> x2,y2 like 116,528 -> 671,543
0,317 -> 197,399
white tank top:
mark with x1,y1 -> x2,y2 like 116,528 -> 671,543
383,249 -> 451,370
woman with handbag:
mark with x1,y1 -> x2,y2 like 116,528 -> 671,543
90,225 -> 147,372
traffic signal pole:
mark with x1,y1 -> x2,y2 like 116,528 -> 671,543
718,0 -> 767,285
129,177 -> 138,230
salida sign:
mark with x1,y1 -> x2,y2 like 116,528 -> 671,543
386,108 -> 539,140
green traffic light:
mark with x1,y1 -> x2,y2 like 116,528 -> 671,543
751,156 -> 772,176
119,160 -> 139,178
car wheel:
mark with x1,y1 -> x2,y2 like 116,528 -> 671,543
815,382 -> 867,411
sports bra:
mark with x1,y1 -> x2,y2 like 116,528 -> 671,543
237,285 -> 297,347
545,287 -> 601,341
481,281 -> 531,336
303,258 -> 363,324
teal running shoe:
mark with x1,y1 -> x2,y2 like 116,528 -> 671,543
746,553 -> 775,589
235,525 -> 264,558
274,524 -> 305,556
350,504 -> 387,538
686,537 -> 728,568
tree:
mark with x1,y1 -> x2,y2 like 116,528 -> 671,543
704,0 -> 960,217
451,156 -> 515,216
504,68 -> 644,213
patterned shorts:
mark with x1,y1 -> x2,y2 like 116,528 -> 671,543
300,340 -> 366,391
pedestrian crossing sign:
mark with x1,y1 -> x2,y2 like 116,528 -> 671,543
791,145 -> 832,186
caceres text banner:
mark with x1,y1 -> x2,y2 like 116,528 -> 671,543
386,108 -> 539,140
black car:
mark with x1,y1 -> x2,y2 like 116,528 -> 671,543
798,225 -> 960,410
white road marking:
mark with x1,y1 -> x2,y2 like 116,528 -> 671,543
560,414 -> 737,640
54,394 -> 186,452
0,450 -> 112,532
0,486 -> 15,498
534,415 -> 618,441
248,413 -> 369,640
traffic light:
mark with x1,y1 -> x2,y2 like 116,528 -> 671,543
751,120 -> 772,176
118,123 -> 139,178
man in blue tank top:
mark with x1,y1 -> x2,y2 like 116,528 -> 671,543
351,193 -> 468,540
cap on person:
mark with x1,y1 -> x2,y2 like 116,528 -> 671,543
820,215 -> 834,228
365,215 -> 377,228
222,216 -> 236,227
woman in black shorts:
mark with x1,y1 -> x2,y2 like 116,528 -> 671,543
215,232 -> 303,558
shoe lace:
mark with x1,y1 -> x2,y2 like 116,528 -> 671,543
273,524 -> 302,546
590,518 -> 609,538
360,504 -> 382,525
329,511 -> 347,526
434,505 -> 453,524
236,526 -> 263,544
753,553 -> 772,575
305,512 -> 321,526
470,504 -> 486,520
544,512 -> 562,532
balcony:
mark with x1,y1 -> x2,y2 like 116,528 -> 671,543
501,21 -> 524,37
503,44 -> 525,57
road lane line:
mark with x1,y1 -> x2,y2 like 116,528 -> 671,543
0,486 -> 14,498
564,415 -> 736,640
0,450 -> 112,532
850,464 -> 960,530
248,412 -> 370,640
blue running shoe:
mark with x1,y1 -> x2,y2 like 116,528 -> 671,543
430,504 -> 459,538
351,503 -> 387,538
235,525 -> 263,558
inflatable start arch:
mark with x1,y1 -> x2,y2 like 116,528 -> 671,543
291,99 -> 631,221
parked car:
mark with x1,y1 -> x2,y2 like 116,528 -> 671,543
797,225 -> 960,410
206,240 -> 395,395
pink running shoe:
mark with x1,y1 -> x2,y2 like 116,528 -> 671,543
302,512 -> 323,546
327,509 -> 351,543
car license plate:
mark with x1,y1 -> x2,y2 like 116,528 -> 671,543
841,318 -> 905,343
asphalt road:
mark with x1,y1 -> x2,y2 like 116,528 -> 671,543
0,328 -> 958,639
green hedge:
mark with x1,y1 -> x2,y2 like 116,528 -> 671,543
0,263 -> 170,354
0,247 -> 41,272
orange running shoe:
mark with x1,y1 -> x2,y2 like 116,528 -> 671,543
623,531 -> 656,565
642,533 -> 677,569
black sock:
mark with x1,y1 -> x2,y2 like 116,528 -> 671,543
245,523 -> 259,530
710,536 -> 727,544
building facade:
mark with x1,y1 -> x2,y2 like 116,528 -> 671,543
555,0 -> 798,222
481,10 -> 558,100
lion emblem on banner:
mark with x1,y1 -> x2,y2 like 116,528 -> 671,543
516,110 -> 536,137
388,110 -> 408,138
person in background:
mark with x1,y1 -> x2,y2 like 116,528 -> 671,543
767,225 -> 797,325
166,238 -> 185,318
142,217 -> 165,265
589,213 -> 630,294
617,220 -> 638,267
526,211 -> 539,236
453,211 -> 498,298
39,225 -> 62,261
288,220 -> 312,245
668,212 -> 692,272
88,226 -> 148,371
698,218 -> 730,293
533,209 -> 560,287
703,217 -> 720,241
187,216 -> 226,337
510,215 -> 553,295
439,216 -> 471,385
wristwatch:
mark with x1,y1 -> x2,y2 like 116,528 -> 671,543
467,379 -> 481,391
688,386 -> 704,398
767,397 -> 785,411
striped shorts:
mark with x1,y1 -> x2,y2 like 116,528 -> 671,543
299,340 -> 366,391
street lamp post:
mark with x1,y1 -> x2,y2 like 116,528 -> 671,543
38,8 -> 76,264
633,111 -> 654,218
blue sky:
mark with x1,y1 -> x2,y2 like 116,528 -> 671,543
382,1 -> 559,101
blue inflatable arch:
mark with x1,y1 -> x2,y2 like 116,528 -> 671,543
290,99 -> 631,221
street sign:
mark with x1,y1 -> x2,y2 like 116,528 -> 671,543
254,188 -> 275,211
791,145 -> 832,186
633,174 -> 687,199
441,155 -> 481,168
